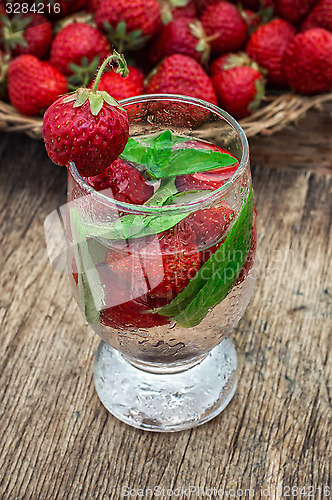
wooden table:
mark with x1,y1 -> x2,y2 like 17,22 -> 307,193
0,106 -> 331,499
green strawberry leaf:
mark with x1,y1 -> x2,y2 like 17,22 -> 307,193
70,208 -> 105,324
159,187 -> 253,327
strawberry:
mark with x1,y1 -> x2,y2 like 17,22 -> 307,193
106,220 -> 201,303
0,13 -> 53,59
95,0 -> 162,52
186,204 -> 235,250
301,0 -> 332,32
200,1 -> 248,56
42,52 -> 129,176
246,18 -> 297,86
88,65 -> 144,101
100,294 -> 170,329
282,28 -> 332,94
8,54 -> 68,116
212,65 -> 265,118
148,17 -> 211,66
160,0 -> 197,24
50,22 -> 110,87
276,0 -> 319,25
85,158 -> 154,204
145,54 -> 217,105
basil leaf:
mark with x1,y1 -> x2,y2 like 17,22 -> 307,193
159,188 -> 253,326
70,208 -> 105,323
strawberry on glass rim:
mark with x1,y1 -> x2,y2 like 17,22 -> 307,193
42,51 -> 129,177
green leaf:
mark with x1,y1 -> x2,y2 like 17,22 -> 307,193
150,148 -> 236,179
120,137 -> 148,164
120,131 -> 237,179
84,210 -> 191,241
144,177 -> 178,207
70,208 -> 105,324
88,93 -> 104,116
159,188 -> 253,326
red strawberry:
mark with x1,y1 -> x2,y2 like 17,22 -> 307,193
106,221 -> 201,303
276,0 -> 319,25
145,54 -> 217,105
88,65 -> 144,101
186,203 -> 235,250
50,22 -> 110,87
212,65 -> 265,118
301,0 -> 332,32
282,28 -> 332,94
160,0 -> 197,23
0,13 -> 53,59
42,52 -> 129,176
95,0 -> 161,51
175,140 -> 239,191
8,55 -> 68,116
246,18 -> 297,86
148,17 -> 211,66
85,158 -> 153,204
200,1 -> 248,56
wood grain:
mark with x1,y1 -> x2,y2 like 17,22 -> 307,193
0,112 -> 331,500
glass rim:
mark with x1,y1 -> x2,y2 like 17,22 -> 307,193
68,94 -> 250,214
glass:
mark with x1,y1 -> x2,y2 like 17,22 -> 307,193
66,94 -> 256,432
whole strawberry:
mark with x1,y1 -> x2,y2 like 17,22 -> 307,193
95,0 -> 162,52
301,0 -> 332,32
42,52 -> 130,176
0,13 -> 53,59
246,18 -> 297,86
50,22 -> 110,87
85,158 -> 153,204
145,54 -> 217,105
148,17 -> 211,66
8,55 -> 68,116
88,65 -> 144,101
282,28 -> 332,94
200,1 -> 248,56
276,0 -> 319,25
212,65 -> 265,118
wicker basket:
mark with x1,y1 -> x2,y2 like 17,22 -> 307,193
1,91 -> 332,139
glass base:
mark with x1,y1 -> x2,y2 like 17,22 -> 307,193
94,339 -> 237,432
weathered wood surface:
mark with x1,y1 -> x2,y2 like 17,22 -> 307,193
0,105 -> 331,500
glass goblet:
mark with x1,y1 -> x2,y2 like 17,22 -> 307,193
66,94 -> 256,432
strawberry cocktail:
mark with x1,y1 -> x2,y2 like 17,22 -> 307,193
65,94 -> 256,431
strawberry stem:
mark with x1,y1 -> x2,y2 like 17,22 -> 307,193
91,51 -> 129,93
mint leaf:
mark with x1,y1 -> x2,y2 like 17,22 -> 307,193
70,208 -> 105,323
149,148 -> 236,179
84,210 -> 191,241
159,188 -> 253,326
120,137 -> 147,164
145,177 -> 178,207
120,131 -> 237,179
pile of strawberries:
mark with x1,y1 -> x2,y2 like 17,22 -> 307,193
1,0 -> 332,120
